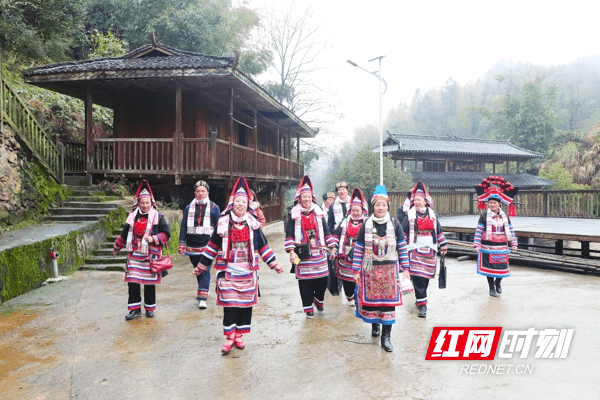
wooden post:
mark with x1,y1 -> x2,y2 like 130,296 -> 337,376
57,142 -> 64,184
276,120 -> 280,179
174,82 -> 183,185
582,241 -> 590,259
543,191 -> 548,217
555,239 -> 563,256
506,160 -> 509,173
254,110 -> 258,179
228,88 -> 234,178
400,158 -> 404,171
296,132 -> 300,177
469,192 -> 474,215
85,87 -> 94,175
517,161 -> 520,173
493,163 -> 496,173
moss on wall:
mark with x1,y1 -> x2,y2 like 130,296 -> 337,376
0,206 -> 127,302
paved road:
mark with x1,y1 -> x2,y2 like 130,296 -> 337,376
1,229 -> 600,399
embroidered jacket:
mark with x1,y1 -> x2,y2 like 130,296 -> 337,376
114,212 -> 170,261
473,214 -> 518,248
352,218 -> 410,272
179,201 -> 220,249
198,227 -> 277,271
401,208 -> 448,250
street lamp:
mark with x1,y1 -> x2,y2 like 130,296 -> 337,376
347,56 -> 387,185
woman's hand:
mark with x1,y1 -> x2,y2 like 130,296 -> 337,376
440,247 -> 448,255
329,248 -> 336,260
402,270 -> 409,280
290,250 -> 299,264
511,245 -> 518,251
145,235 -> 154,243
354,273 -> 360,283
473,247 -> 480,253
112,249 -> 119,256
192,266 -> 205,276
178,243 -> 186,255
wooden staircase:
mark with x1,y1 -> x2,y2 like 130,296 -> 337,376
1,75 -> 63,183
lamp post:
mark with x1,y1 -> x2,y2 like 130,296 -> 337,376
347,56 -> 387,185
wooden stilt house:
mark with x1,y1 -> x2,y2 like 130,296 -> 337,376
24,39 -> 316,221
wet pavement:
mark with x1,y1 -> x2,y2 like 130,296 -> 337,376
1,229 -> 600,399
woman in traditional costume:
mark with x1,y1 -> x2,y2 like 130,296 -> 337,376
473,176 -> 518,297
332,187 -> 368,306
327,181 -> 350,233
351,185 -> 410,352
178,180 -> 220,309
402,182 -> 448,318
193,177 -> 283,354
285,175 -> 336,318
113,180 -> 170,320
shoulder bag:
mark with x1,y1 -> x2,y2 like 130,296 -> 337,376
149,254 -> 173,274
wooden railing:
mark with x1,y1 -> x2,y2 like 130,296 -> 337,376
63,141 -> 85,173
182,138 -> 212,172
518,190 -> 600,218
257,151 -> 277,177
233,143 -> 256,174
215,139 -> 230,172
94,138 -> 174,173
1,78 -> 61,182
82,136 -> 303,181
388,189 -> 600,218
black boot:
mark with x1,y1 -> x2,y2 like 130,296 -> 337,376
125,309 -> 142,320
495,278 -> 502,294
487,277 -> 497,297
418,305 -> 427,318
381,325 -> 393,352
371,323 -> 381,337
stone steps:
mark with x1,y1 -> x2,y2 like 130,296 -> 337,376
82,229 -> 126,271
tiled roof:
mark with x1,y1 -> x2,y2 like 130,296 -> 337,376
410,172 -> 553,189
26,44 -> 232,75
378,133 -> 543,158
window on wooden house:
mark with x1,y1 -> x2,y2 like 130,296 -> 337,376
424,160 -> 445,172
209,110 -> 220,138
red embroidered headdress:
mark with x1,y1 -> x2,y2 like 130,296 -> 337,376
349,187 -> 368,216
223,176 -> 255,215
409,181 -> 433,208
131,180 -> 156,211
475,176 -> 518,217
294,175 -> 317,204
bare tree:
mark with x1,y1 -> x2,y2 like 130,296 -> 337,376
260,1 -> 336,128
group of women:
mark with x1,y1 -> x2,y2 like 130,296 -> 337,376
113,175 -> 518,354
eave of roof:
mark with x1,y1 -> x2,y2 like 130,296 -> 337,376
409,172 -> 553,188
374,133 -> 543,159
